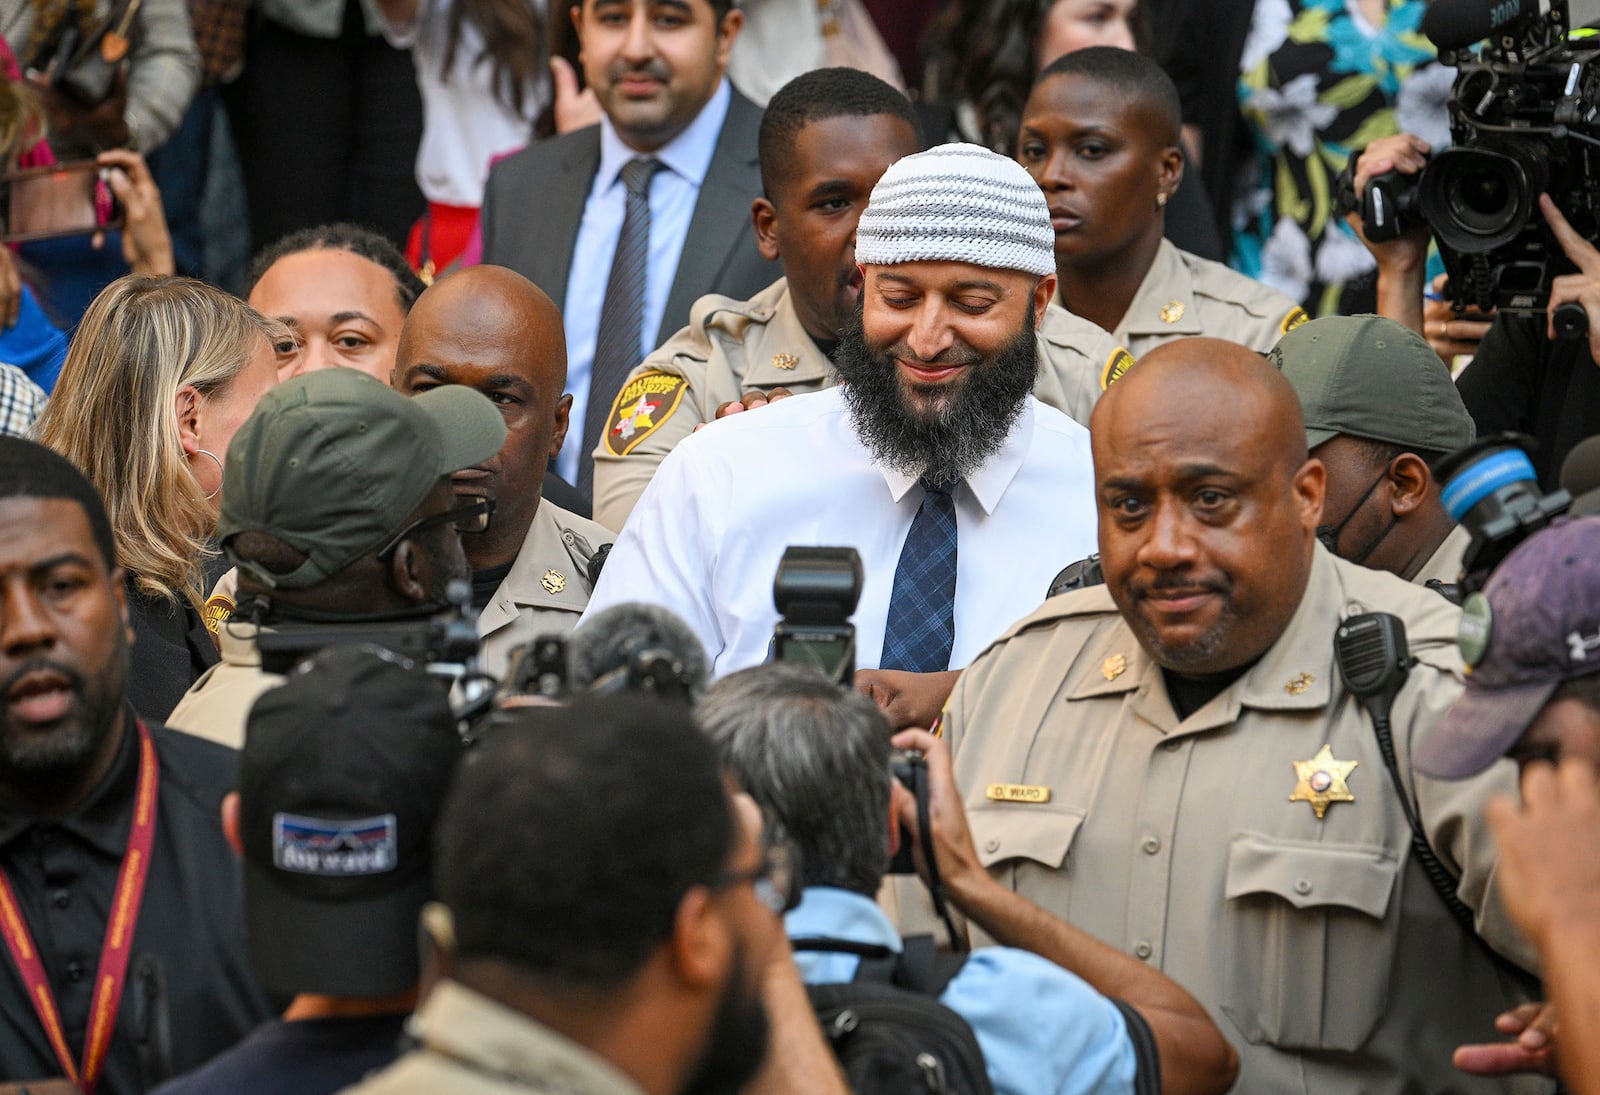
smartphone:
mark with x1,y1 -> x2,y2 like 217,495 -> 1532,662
1,160 -> 125,244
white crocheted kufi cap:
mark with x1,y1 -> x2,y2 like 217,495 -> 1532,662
854,142 -> 1055,277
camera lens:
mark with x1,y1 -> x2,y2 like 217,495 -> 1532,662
1420,145 -> 1543,253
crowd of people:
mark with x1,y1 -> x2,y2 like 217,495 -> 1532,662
2,0 -> 1600,1093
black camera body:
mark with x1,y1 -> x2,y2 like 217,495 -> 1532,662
771,546 -> 863,686
1436,433 -> 1572,592
886,748 -> 927,876
1394,3 -> 1600,317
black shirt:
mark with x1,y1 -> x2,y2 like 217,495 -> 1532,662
470,561 -> 514,612
148,1013 -> 408,1095
0,718 -> 271,1093
125,585 -> 220,724
1456,312 -> 1600,491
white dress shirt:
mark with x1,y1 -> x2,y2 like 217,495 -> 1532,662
557,78 -> 733,484
582,387 -> 1099,677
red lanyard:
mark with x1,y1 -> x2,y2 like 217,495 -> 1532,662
0,719 -> 159,1093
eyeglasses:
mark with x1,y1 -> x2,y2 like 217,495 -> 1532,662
710,834 -> 803,916
375,497 -> 495,561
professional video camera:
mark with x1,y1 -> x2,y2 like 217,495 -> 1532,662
1435,433 -> 1573,595
252,578 -> 483,680
1350,0 -> 1600,328
496,602 -> 710,705
771,546 -> 863,686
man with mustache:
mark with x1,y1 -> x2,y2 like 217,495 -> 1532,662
921,339 -> 1545,1093
589,67 -> 1129,533
392,266 -> 614,678
584,143 -> 1100,693
0,438 -> 269,1092
480,0 -> 778,501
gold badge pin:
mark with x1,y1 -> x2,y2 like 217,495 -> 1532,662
1290,744 -> 1357,819
1102,653 -> 1127,681
541,570 -> 567,595
1159,299 -> 1185,324
986,783 -> 1052,804
1285,672 -> 1314,696
772,352 -> 798,370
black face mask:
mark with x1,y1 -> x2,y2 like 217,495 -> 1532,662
1316,467 -> 1398,566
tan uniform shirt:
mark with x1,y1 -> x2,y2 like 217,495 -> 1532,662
477,501 -> 615,679
1104,239 -> 1307,359
164,623 -> 274,749
590,277 -> 1130,529
919,547 -> 1543,1094
1413,524 -> 1472,589
341,981 -> 646,1095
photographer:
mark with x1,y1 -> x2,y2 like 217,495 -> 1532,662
699,662 -> 1239,1095
1414,516 -> 1600,1083
165,368 -> 506,747
1348,135 -> 1600,489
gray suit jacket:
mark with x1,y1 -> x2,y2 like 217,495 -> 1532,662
480,89 -> 779,348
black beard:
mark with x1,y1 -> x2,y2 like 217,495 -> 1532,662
833,307 -> 1038,486
0,646 -> 127,785
678,946 -> 770,1095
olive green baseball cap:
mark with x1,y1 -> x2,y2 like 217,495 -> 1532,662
1269,314 -> 1476,453
218,369 -> 507,590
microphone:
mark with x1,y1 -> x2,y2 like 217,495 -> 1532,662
1560,435 -> 1600,516
567,603 -> 710,699
1420,0 -> 1547,51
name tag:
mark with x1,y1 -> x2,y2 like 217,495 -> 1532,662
986,783 -> 1051,804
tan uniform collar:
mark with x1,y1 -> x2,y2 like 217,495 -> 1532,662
1067,545 -> 1346,734
409,981 -> 647,1094
478,502 -> 597,636
1115,239 -> 1205,341
216,620 -> 264,668
737,278 -> 835,388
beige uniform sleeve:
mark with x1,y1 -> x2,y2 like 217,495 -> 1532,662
1031,306 -> 1135,428
591,332 -> 717,532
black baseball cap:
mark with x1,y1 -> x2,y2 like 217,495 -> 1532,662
237,645 -> 462,998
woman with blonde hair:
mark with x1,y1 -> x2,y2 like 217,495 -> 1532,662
36,275 -> 285,720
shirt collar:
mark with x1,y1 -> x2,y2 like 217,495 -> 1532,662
0,710 -> 140,856
1116,239 -> 1204,339
596,78 -> 731,193
785,886 -> 903,953
879,397 -> 1036,515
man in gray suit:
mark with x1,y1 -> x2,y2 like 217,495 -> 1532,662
480,0 -> 779,496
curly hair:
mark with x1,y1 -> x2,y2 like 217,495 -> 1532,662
247,223 -> 426,315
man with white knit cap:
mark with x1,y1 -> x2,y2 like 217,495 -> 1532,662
583,143 -> 1101,716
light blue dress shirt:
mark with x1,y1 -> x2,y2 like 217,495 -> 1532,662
787,887 -> 1138,1095
557,78 -> 733,485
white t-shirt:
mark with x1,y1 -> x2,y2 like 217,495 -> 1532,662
582,388 -> 1100,677
381,0 -> 547,208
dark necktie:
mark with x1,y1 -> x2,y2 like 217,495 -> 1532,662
880,478 -> 958,673
579,155 -> 660,497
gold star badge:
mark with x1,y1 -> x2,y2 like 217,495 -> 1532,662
1285,672 -> 1314,695
1290,744 -> 1357,819
1102,653 -> 1127,681
541,570 -> 567,595
1159,299 -> 1185,324
772,352 -> 798,370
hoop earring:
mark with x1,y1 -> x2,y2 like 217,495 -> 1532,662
193,448 -> 223,501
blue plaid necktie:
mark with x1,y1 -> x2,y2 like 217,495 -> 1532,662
880,478 -> 958,673
579,155 -> 660,497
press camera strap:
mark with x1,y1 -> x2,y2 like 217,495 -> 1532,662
0,720 -> 158,1093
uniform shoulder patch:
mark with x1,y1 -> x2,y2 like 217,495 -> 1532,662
1100,347 -> 1136,391
202,592 -> 235,636
603,371 -> 689,456
1281,306 -> 1309,334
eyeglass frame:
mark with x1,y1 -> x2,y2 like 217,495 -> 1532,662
374,496 -> 495,562
708,831 -> 803,916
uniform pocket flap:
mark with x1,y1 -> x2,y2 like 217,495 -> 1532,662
1224,831 -> 1399,918
968,805 -> 1086,870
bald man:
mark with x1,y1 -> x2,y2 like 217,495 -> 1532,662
393,266 -> 614,678
898,339 -> 1544,1093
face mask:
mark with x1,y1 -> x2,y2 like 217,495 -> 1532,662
1316,467 -> 1398,566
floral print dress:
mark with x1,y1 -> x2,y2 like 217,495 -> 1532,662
1232,0 -> 1452,315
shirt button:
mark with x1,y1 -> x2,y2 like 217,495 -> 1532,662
984,839 -> 999,853
51,889 -> 70,909
66,960 -> 86,982
1134,941 -> 1153,960
1141,836 -> 1161,855
1295,879 -> 1313,895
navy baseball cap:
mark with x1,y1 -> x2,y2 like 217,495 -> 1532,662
1415,516 -> 1600,779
